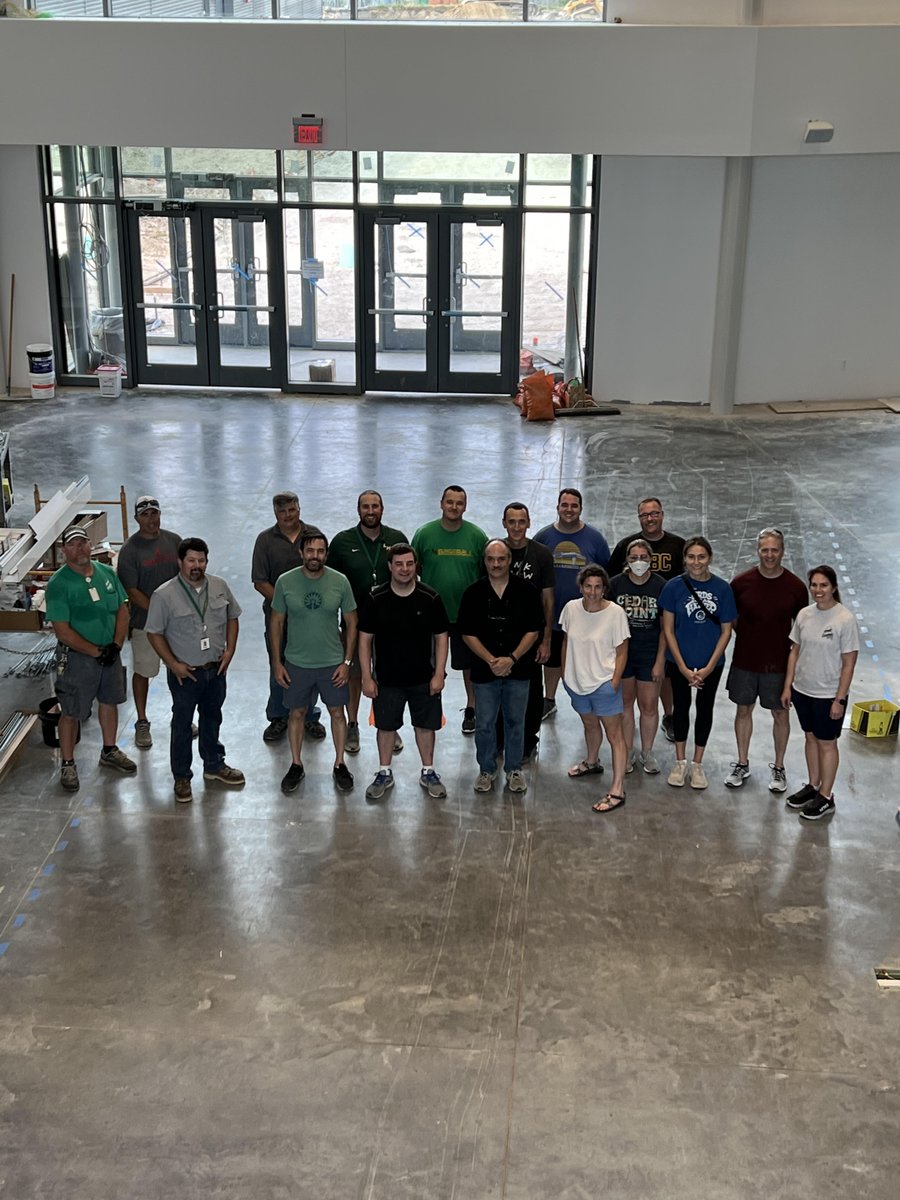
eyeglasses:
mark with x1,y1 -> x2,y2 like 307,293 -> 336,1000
758,527 -> 784,540
639,510 -> 662,519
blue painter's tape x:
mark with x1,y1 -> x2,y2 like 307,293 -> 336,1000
27,889 -> 41,903
41,864 -> 55,877
70,818 -> 80,828
56,841 -> 68,852
0,943 -> 9,957
12,915 -> 25,929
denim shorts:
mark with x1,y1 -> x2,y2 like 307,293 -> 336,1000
564,678 -> 623,717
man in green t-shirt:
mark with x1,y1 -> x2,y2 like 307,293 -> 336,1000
271,533 -> 358,796
412,486 -> 487,735
327,489 -> 407,755
45,526 -> 137,793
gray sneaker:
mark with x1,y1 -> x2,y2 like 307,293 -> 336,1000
506,770 -> 528,794
365,769 -> 394,800
345,721 -> 360,755
639,751 -> 660,775
768,764 -> 787,793
724,762 -> 751,789
60,761 -> 79,792
99,747 -> 137,775
625,749 -> 636,775
419,769 -> 447,799
473,771 -> 496,793
134,719 -> 152,749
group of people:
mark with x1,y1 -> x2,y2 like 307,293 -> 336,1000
42,488 -> 860,822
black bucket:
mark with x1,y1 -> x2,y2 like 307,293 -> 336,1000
39,697 -> 80,748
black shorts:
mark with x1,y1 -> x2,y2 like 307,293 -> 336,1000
373,682 -> 443,732
545,628 -> 565,669
448,623 -> 474,672
791,688 -> 844,741
727,665 -> 786,711
622,648 -> 658,683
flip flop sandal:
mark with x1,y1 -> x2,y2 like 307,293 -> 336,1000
592,793 -> 626,814
568,760 -> 604,778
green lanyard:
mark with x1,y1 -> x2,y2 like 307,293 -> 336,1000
178,577 -> 209,629
355,526 -> 383,586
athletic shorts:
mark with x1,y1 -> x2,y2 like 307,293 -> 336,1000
791,688 -> 844,741
55,646 -> 127,721
448,623 -> 474,672
621,650 -> 659,683
130,628 -> 161,678
373,682 -> 442,732
727,665 -> 786,711
564,679 -> 623,718
282,662 -> 349,712
545,628 -> 565,669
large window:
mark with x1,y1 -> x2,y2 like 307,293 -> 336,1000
24,0 -> 604,20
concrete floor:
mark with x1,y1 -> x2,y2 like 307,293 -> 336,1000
0,390 -> 898,1198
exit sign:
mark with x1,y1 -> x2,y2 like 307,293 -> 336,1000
293,116 -> 324,146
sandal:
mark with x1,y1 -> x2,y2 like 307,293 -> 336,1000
592,793 -> 626,814
568,760 -> 604,778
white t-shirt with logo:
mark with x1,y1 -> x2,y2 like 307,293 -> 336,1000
560,600 -> 630,695
789,602 -> 859,698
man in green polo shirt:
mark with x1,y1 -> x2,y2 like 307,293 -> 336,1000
45,525 -> 136,793
327,489 -> 407,754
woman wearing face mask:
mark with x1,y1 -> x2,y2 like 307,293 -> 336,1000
607,539 -> 666,776
780,565 -> 859,821
659,537 -> 737,790
561,565 -> 630,813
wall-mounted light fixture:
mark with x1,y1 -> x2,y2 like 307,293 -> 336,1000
804,121 -> 835,145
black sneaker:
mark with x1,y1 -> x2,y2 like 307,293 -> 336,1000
461,707 -> 476,735
786,783 -> 818,810
305,720 -> 327,741
263,718 -> 288,743
333,762 -> 354,792
281,762 -> 305,794
541,698 -> 557,722
800,792 -> 836,821
661,715 -> 676,743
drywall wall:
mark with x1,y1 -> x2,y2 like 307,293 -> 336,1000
0,147 -> 53,393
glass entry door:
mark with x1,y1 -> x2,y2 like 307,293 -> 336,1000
361,209 -> 519,393
126,206 -> 286,388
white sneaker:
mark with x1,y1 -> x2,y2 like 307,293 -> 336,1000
667,760 -> 688,787
690,763 -> 708,790
724,762 -> 750,789
639,751 -> 660,775
625,750 -> 636,775
768,764 -> 787,793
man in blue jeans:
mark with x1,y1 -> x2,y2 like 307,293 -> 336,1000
458,540 -> 544,795
146,537 -> 244,803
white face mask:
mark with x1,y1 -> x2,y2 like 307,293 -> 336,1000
628,559 -> 651,578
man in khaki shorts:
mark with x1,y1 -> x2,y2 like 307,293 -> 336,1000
116,495 -> 182,749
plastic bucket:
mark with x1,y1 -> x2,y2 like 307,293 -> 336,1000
26,343 -> 54,375
97,365 -> 122,397
30,375 -> 56,400
39,697 -> 80,748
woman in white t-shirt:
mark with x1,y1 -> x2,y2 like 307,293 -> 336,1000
781,564 -> 859,821
560,565 -> 630,813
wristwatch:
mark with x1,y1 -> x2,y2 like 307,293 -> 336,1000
343,658 -> 352,667
510,652 -> 518,664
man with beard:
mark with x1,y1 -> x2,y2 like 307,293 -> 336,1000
327,490 -> 408,755
271,533 -> 358,795
146,538 -> 244,803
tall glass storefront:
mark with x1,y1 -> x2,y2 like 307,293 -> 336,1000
42,147 -> 597,394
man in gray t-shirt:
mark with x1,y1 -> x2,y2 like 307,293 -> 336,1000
116,495 -> 182,749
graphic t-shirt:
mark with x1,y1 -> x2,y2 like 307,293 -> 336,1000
272,565 -> 357,668
659,574 -> 737,669
730,567 -> 808,674
411,519 -> 488,621
790,603 -> 860,698
560,600 -> 630,694
507,540 -> 555,593
116,529 -> 182,629
533,523 -> 611,625
607,572 -> 666,661
607,530 -> 686,581
358,582 -> 449,687
46,562 -> 127,646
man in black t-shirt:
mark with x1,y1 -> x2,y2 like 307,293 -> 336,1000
458,541 -> 544,795
358,544 -> 450,801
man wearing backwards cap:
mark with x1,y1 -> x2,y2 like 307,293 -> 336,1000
116,496 -> 182,749
45,526 -> 136,792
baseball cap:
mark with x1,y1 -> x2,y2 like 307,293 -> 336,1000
62,526 -> 91,544
134,496 -> 161,516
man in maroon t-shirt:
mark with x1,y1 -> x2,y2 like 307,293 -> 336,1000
724,528 -> 808,793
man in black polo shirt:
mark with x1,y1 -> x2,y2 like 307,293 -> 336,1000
458,540 -> 544,795
358,544 -> 450,802
251,490 -> 324,743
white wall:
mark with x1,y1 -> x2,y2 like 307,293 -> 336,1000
735,154 -> 900,404
0,147 -> 52,393
759,2 -> 900,24
608,1 -> 744,23
592,157 -> 726,405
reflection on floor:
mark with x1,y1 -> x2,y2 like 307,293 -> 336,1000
0,391 -> 898,1198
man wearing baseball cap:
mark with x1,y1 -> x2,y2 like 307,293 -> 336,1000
46,526 -> 136,792
116,496 -> 182,749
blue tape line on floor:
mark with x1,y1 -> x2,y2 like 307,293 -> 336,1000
27,889 -> 41,902
56,841 -> 68,852
12,915 -> 25,929
866,640 -> 874,648
70,818 -> 80,827
0,943 -> 9,957
41,864 -> 55,877
83,798 -> 93,807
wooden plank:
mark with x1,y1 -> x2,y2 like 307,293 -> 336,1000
768,398 -> 889,414
0,711 -> 39,784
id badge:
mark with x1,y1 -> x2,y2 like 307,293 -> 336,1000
200,637 -> 211,652
88,587 -> 100,602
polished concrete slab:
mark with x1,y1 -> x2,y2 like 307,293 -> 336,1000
0,391 -> 898,1197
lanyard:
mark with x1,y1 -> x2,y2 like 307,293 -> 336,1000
355,526 -> 383,585
178,577 -> 209,627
